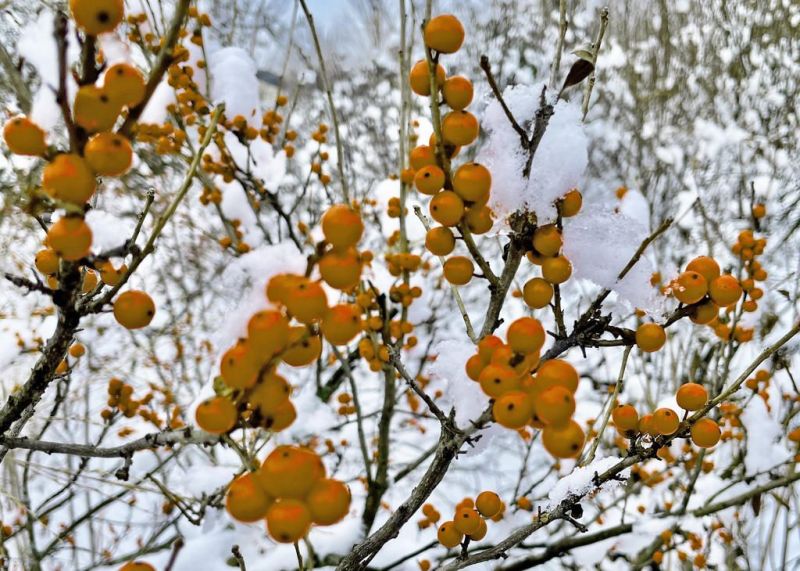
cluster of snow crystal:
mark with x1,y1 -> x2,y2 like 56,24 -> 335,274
209,47 -> 261,126
562,206 -> 664,313
547,456 -> 627,507
430,339 -> 487,427
478,83 -> 588,221
740,396 -> 791,475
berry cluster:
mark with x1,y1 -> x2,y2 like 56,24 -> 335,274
434,491 -> 505,549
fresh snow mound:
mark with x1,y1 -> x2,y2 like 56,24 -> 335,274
479,84 -> 588,221
209,47 -> 261,126
740,396 -> 791,475
562,206 -> 663,313
430,339 -> 487,427
547,456 -> 627,507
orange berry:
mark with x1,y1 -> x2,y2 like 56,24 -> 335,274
465,354 -> 484,381
119,562 -> 155,571
266,499 -> 312,543
306,478 -> 351,525
672,271 -> 708,305
414,165 -> 445,195
284,279 -> 328,324
477,335 -> 503,363
691,418 -> 721,448
248,310 -> 289,357
430,190 -> 465,227
468,516 -> 488,540
425,226 -> 456,256
3,116 -> 47,156
522,277 -> 553,309
676,383 -> 708,411
248,374 -> 292,416
535,385 -> 575,427
43,154 -> 97,205
442,76 -> 474,110
47,217 -> 92,262
103,63 -> 146,108
709,275 -> 742,307
441,111 -> 479,146
652,408 -> 680,435
35,249 -> 60,275
533,224 -> 562,257
226,472 -> 273,523
219,341 -> 258,389
788,428 -> 800,443
752,203 -> 766,219
493,391 -> 533,429
465,205 -> 493,234
409,60 -> 446,96
475,491 -> 502,518
452,163 -> 491,202
507,317 -> 545,354
635,323 -> 666,352
69,342 -> 86,358
282,327 -> 322,367
541,255 -> 572,284
542,419 -> 585,459
321,304 -> 362,345
612,404 -> 639,433
559,189 -> 582,217
685,256 -> 720,285
409,145 -> 437,170
263,399 -> 297,432
322,204 -> 363,250
478,364 -> 520,398
73,85 -> 121,132
437,521 -> 463,549
453,506 -> 481,535
70,0 -> 124,35
319,248 -> 362,290
258,445 -> 325,499
113,290 -> 155,329
536,359 -> 579,393
195,396 -> 237,434
443,256 -> 474,285
84,132 -> 133,176
690,299 -> 718,325
424,14 -> 464,53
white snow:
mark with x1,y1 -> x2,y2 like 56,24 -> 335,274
739,396 -> 791,475
208,47 -> 261,126
428,338 -> 487,428
562,206 -> 664,313
479,84 -> 588,221
547,456 -> 627,507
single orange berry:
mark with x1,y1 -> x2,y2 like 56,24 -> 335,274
35,249 -> 60,275
425,226 -> 456,256
454,506 -> 481,535
536,359 -> 579,393
43,154 -> 97,205
103,63 -> 146,108
478,364 -> 520,398
612,404 -> 639,433
691,418 -> 721,448
441,111 -> 479,147
452,162 -> 491,202
258,445 -> 325,499
676,383 -> 708,411
685,256 -> 720,285
322,204 -> 364,250
652,408 -> 680,435
437,521 -> 464,549
424,14 -> 465,53
73,85 -> 121,132
409,60 -> 446,96
113,290 -> 155,329
47,216 -> 93,261
84,132 -> 133,176
321,304 -> 362,345
493,391 -> 533,429
414,165 -> 445,195
226,472 -> 273,523
319,248 -> 362,290
70,0 -> 124,35
541,255 -> 572,284
430,190 -> 465,227
559,189 -> 582,217
689,299 -> 718,325
3,116 -> 47,156
542,419 -> 585,459
442,76 -> 474,110
475,491 -> 502,518
533,224 -> 562,257
409,145 -> 437,170
635,323 -> 666,353
194,396 -> 237,434
306,478 -> 351,525
522,277 -> 553,309
535,385 -> 575,426
672,271 -> 708,305
443,256 -> 474,286
282,327 -> 322,367
507,317 -> 545,354
266,499 -> 312,543
709,275 -> 742,307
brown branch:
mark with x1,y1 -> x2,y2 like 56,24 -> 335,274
479,55 -> 527,147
